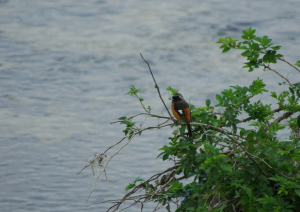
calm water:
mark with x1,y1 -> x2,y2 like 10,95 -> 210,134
1,0 -> 300,211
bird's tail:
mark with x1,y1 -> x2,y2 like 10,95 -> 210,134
186,123 -> 192,137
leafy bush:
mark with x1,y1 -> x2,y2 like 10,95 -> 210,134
82,28 -> 300,212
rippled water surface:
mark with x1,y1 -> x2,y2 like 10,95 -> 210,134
1,0 -> 300,211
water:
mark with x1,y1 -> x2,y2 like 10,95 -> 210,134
0,0 -> 300,211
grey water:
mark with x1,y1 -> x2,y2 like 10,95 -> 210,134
0,0 -> 300,211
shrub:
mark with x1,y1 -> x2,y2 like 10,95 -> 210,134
80,28 -> 300,212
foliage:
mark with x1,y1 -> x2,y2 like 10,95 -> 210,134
95,28 -> 300,211
125,176 -> 144,191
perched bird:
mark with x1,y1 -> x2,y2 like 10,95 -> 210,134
171,93 -> 192,137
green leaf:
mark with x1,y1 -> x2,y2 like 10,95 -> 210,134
251,43 -> 260,51
241,51 -> 252,57
206,99 -> 211,107
262,36 -> 272,46
241,35 -> 248,40
126,85 -> 140,96
166,204 -> 171,212
163,153 -> 169,161
232,123 -> 237,134
295,190 -> 300,197
297,115 -> 300,128
254,36 -> 262,42
157,151 -> 166,159
166,87 -> 178,95
216,94 -> 222,102
125,183 -> 135,191
179,124 -> 186,137
213,121 -> 218,127
238,46 -> 248,50
125,176 -> 144,191
222,47 -> 230,53
220,44 -> 227,49
245,187 -> 253,199
270,91 -> 277,99
271,45 -> 281,50
294,60 -> 300,67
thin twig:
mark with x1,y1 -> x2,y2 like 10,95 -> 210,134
110,113 -> 170,124
134,93 -> 149,113
84,123 -> 172,207
104,137 -> 127,154
278,57 -> 300,74
140,53 -> 173,120
262,63 -> 292,86
107,165 -> 179,211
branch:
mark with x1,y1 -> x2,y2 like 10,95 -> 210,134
140,53 -> 173,120
110,113 -> 170,124
269,111 -> 293,126
262,63 -> 292,86
278,57 -> 300,74
237,107 -> 284,124
105,165 -> 180,212
81,123 -> 172,207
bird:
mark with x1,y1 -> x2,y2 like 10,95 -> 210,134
171,93 -> 192,137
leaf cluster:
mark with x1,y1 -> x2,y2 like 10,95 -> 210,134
217,27 -> 283,73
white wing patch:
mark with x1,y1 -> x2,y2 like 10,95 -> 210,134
177,110 -> 183,115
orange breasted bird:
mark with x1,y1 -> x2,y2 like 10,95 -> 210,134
171,93 -> 192,137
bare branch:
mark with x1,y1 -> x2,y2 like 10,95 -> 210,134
105,165 -> 180,211
110,113 -> 170,124
140,53 -> 174,120
262,63 -> 292,86
278,57 -> 300,74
